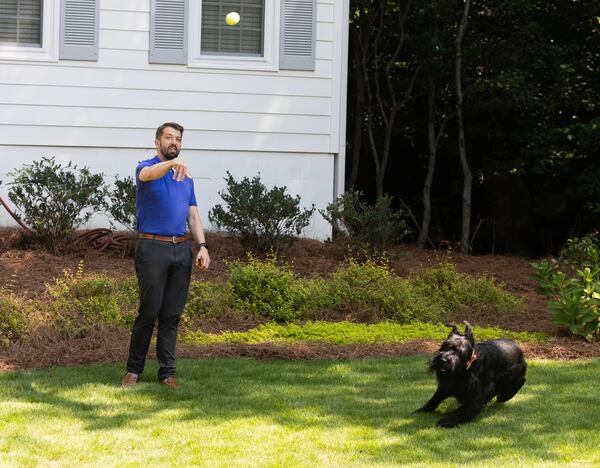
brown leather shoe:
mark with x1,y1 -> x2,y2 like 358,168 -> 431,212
122,372 -> 138,387
160,377 -> 179,388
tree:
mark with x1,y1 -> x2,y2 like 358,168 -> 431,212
346,0 -> 599,254
411,1 -> 455,249
454,0 -> 472,253
352,0 -> 420,198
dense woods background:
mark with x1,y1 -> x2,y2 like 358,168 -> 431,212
345,0 -> 599,256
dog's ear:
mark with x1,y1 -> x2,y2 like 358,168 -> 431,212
463,321 -> 475,346
444,322 -> 460,338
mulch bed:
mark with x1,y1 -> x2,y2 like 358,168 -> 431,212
1,328 -> 599,373
1,228 -> 599,372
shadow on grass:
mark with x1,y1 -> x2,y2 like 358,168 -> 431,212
1,356 -> 599,465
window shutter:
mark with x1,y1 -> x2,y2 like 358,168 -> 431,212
149,0 -> 188,65
59,0 -> 99,61
279,0 -> 316,71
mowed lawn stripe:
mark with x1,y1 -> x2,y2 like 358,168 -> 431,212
0,357 -> 599,466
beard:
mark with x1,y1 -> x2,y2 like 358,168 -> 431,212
162,143 -> 180,160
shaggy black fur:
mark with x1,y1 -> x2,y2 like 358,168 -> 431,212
415,322 -> 527,428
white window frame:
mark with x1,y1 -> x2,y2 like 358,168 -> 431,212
188,0 -> 279,71
0,0 -> 59,62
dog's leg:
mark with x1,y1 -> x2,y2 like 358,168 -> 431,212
437,400 -> 486,428
415,387 -> 449,413
437,385 -> 496,428
497,375 -> 526,402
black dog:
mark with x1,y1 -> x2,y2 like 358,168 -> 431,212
415,322 -> 527,428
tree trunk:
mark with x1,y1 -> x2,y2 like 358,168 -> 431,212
418,73 -> 438,249
376,106 -> 400,199
455,0 -> 472,254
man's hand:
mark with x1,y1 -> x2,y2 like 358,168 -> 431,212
170,159 -> 192,182
138,159 -> 192,182
196,247 -> 210,269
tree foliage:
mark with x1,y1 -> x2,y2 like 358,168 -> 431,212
347,0 -> 599,255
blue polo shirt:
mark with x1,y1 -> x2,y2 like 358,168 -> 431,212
135,156 -> 198,236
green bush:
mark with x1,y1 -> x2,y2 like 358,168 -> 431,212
185,281 -> 229,321
559,231 -> 600,268
227,255 -> 309,322
410,263 -> 522,315
222,257 -> 523,326
301,277 -> 340,312
0,294 -> 28,347
530,233 -> 600,341
209,172 -> 315,253
319,261 -> 522,324
105,175 -> 137,231
321,190 -> 412,253
8,157 -> 106,250
45,267 -> 138,337
323,259 -> 432,322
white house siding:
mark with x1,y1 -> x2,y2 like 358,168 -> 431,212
0,0 -> 348,240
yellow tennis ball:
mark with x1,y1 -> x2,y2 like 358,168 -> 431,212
225,11 -> 240,26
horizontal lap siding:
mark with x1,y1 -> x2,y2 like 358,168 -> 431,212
0,0 -> 337,154
0,84 -> 332,115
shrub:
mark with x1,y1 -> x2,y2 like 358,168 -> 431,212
410,264 -> 523,315
227,255 -> 309,322
318,261 -> 522,324
45,265 -> 138,337
0,294 -> 28,347
559,231 -> 600,268
8,157 -> 106,250
185,281 -> 229,321
410,264 -> 464,311
301,277 -> 340,312
209,172 -> 315,253
105,175 -> 137,231
325,260 -> 437,323
321,190 -> 411,253
530,233 -> 600,341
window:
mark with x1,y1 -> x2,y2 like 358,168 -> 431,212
201,0 -> 264,56
0,0 -> 59,61
151,0 -> 315,71
0,0 -> 42,46
189,0 -> 276,71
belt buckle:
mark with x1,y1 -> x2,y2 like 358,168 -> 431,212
171,236 -> 176,244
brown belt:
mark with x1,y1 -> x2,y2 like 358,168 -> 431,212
138,233 -> 188,244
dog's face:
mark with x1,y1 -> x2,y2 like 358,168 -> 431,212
429,323 -> 476,377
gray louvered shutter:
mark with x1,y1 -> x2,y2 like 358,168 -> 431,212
149,0 -> 188,65
280,0 -> 316,71
59,0 -> 99,61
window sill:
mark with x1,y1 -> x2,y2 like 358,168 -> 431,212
188,56 -> 279,72
0,46 -> 58,63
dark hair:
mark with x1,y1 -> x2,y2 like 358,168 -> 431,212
156,122 -> 184,139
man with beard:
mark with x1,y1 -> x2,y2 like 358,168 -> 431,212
122,122 -> 210,388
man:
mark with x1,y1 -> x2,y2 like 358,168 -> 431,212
122,122 -> 210,388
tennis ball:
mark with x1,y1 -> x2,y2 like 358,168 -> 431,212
225,11 -> 240,26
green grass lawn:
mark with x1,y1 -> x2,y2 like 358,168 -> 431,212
1,357 -> 599,467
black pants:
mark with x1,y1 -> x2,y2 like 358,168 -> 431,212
126,239 -> 192,380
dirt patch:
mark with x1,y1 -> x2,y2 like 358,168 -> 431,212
1,228 -> 597,371
2,328 -> 599,373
